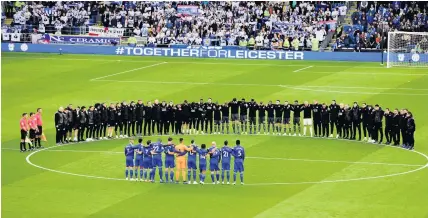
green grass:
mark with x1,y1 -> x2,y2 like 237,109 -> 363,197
2,52 -> 428,218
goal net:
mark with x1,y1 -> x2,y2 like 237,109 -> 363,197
387,31 -> 428,68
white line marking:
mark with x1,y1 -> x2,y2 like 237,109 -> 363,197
10,147 -> 421,167
23,138 -> 428,185
90,79 -> 428,95
5,56 -> 428,70
293,66 -> 313,72
89,62 -> 167,81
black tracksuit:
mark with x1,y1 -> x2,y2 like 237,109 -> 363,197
344,109 -> 352,139
196,103 -> 205,132
384,112 -> 393,144
115,107 -> 123,135
329,104 -> 340,134
361,106 -> 371,139
160,104 -> 168,135
151,103 -> 161,135
189,103 -> 197,130
55,110 -> 65,143
337,108 -> 345,137
121,105 -> 129,136
205,103 -> 214,133
100,106 -> 108,137
312,104 -> 321,136
86,110 -> 95,139
94,109 -> 101,138
406,117 -> 416,148
174,107 -> 182,134
372,109 -> 384,143
320,107 -> 330,137
78,110 -> 87,141
144,105 -> 152,135
128,105 -> 136,136
399,114 -> 408,145
135,103 -> 144,136
351,106 -> 362,140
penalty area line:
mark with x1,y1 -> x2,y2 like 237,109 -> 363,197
89,62 -> 167,81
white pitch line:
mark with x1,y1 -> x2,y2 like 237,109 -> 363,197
6,147 -> 421,167
89,62 -> 167,81
293,66 -> 313,72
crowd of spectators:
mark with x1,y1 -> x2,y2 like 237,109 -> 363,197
2,1 -> 347,50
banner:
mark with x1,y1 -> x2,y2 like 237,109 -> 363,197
88,26 -> 125,37
41,34 -> 120,45
177,5 -> 199,16
2,43 -> 395,62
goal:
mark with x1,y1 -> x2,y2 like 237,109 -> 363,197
387,31 -> 428,68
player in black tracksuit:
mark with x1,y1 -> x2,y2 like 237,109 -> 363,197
283,102 -> 292,135
221,102 -> 230,134
135,100 -> 144,136
115,103 -> 123,137
329,100 -> 339,137
247,99 -> 257,134
360,103 -> 371,140
168,102 -> 175,134
78,106 -> 87,141
312,101 -> 321,137
274,100 -> 283,135
151,101 -> 161,135
174,104 -> 182,134
100,103 -> 108,139
351,102 -> 362,140
258,102 -> 267,134
404,112 -> 416,150
55,108 -> 65,144
86,106 -> 95,140
392,109 -> 401,146
230,98 -> 240,134
205,99 -> 214,134
144,101 -> 152,136
337,104 -> 345,138
384,108 -> 393,145
343,105 -> 352,139
266,101 -> 275,133
372,105 -> 384,143
399,110 -> 408,146
239,99 -> 248,134
189,102 -> 197,134
213,102 -> 222,134
94,105 -> 101,139
107,104 -> 115,138
160,101 -> 168,135
128,102 -> 136,136
121,102 -> 130,137
196,100 -> 205,134
291,101 -> 302,135
181,100 -> 190,134
320,103 -> 330,137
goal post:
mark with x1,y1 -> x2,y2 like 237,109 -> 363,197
386,31 -> 428,68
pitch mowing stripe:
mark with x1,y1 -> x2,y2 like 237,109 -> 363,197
90,80 -> 428,96
22,138 -> 428,185
89,62 -> 168,81
4,56 -> 428,69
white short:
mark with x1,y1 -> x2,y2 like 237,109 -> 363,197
303,118 -> 313,126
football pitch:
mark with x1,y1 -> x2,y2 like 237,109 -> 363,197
2,52 -> 428,218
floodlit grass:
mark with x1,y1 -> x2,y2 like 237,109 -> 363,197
2,52 -> 428,218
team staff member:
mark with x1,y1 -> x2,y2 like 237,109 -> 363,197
320,103 -> 330,137
361,103 -> 370,141
274,100 -> 283,135
121,101 -> 130,137
135,100 -> 144,137
160,101 -> 168,135
392,109 -> 401,146
266,101 -> 275,134
329,100 -> 339,138
399,109 -> 408,146
239,98 -> 248,134
144,101 -> 152,136
114,103 -> 123,138
167,101 -> 175,134
55,107 -> 65,144
205,98 -> 214,134
213,102 -> 222,134
189,102 -> 197,134
312,101 -> 321,137
181,100 -> 191,134
35,108 -> 44,148
175,104 -> 183,134
337,103 -> 345,138
86,106 -> 95,141
151,99 -> 161,135
248,99 -> 257,135
78,106 -> 87,142
19,113 -> 29,152
100,103 -> 108,139
404,112 -> 416,150
302,101 -> 313,137
283,101 -> 292,136
107,104 -> 116,138
63,108 -> 70,143
291,100 -> 302,136
258,101 -> 266,134
351,102 -> 362,140
94,104 -> 102,140
196,99 -> 205,134
129,101 -> 136,137
221,101 -> 230,134
343,104 -> 352,139
384,108 -> 393,145
230,98 -> 239,134
72,106 -> 80,141
66,105 -> 74,143
371,104 -> 384,144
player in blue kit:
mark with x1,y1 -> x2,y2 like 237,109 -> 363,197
142,140 -> 153,182
187,140 -> 198,184
220,140 -> 233,184
196,144 -> 209,184
133,138 -> 144,181
151,139 -> 164,183
164,137 -> 175,183
232,140 -> 245,185
124,139 -> 135,181
208,142 -> 221,184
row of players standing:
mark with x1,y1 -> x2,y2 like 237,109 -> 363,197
54,98 -> 416,149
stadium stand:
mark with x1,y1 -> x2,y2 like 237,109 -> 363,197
1,1 -> 426,51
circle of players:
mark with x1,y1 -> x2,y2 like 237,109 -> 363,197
124,137 -> 245,184
53,98 -> 416,150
